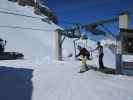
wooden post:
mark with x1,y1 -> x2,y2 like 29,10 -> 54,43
54,29 -> 62,61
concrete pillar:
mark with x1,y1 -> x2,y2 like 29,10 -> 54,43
119,12 -> 129,29
54,29 -> 62,61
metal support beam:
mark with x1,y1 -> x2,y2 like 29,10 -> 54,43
60,36 -> 66,45
100,24 -> 115,38
116,12 -> 130,74
82,17 -> 118,29
73,38 -> 80,59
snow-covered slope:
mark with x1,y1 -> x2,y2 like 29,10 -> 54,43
0,1 -> 133,100
0,0 -> 61,59
0,0 -> 116,68
0,59 -> 133,100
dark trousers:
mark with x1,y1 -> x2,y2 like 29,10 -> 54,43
99,53 -> 104,69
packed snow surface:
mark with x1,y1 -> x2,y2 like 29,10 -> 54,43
0,0 -> 133,100
0,59 -> 133,100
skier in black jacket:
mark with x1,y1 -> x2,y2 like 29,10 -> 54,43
76,48 -> 90,59
76,45 -> 90,73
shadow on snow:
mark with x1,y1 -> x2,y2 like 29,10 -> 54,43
0,66 -> 33,100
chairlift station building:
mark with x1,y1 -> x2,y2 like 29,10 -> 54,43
54,12 -> 133,75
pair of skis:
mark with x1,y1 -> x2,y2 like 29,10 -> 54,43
78,66 -> 115,74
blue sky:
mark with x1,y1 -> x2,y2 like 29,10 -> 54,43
44,0 -> 133,29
